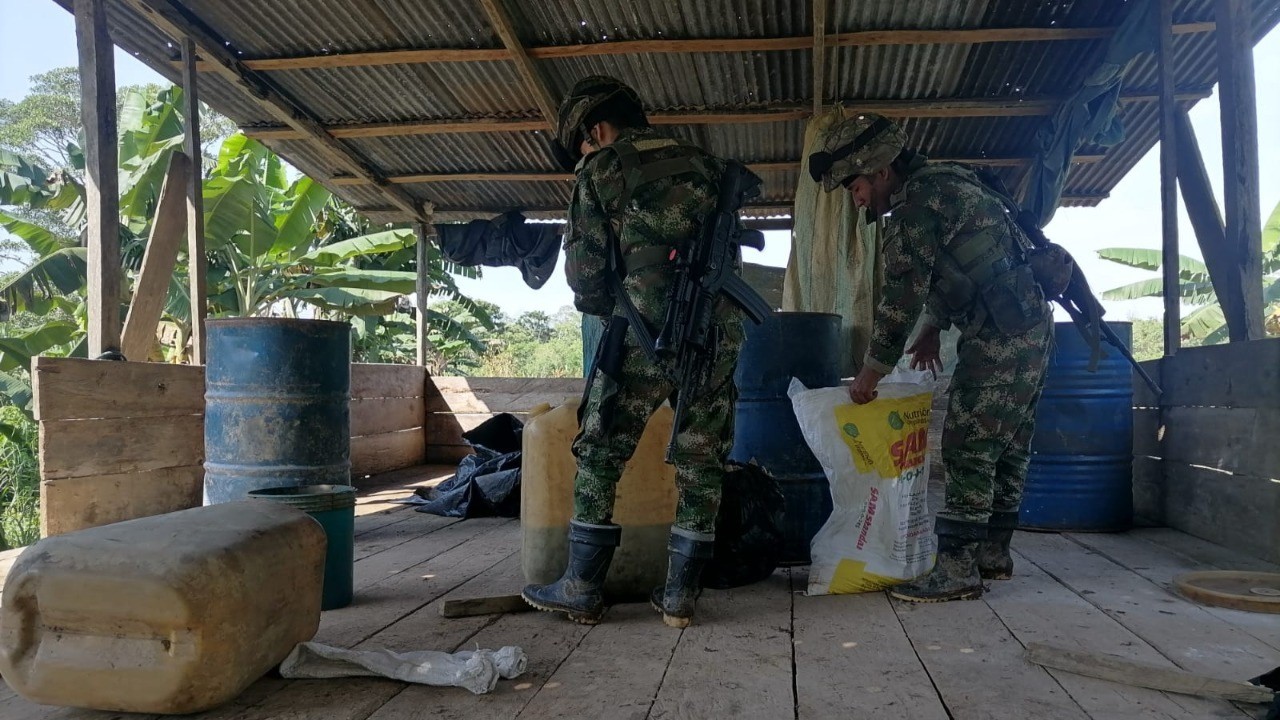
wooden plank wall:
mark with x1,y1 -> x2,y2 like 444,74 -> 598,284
425,377 -> 585,464
1131,338 -> 1280,563
349,363 -> 427,477
34,358 -> 431,536
34,357 -> 205,537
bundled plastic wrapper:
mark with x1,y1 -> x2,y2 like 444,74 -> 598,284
789,368 -> 938,595
279,642 -> 527,695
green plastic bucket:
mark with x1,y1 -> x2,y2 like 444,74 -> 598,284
248,484 -> 356,610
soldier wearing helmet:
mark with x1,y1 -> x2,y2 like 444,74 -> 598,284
809,113 -> 1053,603
523,76 -> 746,628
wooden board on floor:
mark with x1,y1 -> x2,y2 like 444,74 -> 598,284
355,549 -> 526,652
1129,528 -> 1280,574
1013,531 -> 1280,685
32,356 -> 204,421
353,517 -> 509,591
354,513 -> 460,562
892,591 -> 1089,719
793,580 -> 949,719
368,586 -> 591,720
517,602 -> 683,720
986,546 -> 1247,718
318,520 -> 518,648
649,572 -> 796,720
1065,532 -> 1280,653
227,553 -> 531,720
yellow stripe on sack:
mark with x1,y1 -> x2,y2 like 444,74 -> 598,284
829,558 -> 902,594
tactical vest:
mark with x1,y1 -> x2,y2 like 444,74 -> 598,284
905,163 -> 1047,335
596,137 -> 715,276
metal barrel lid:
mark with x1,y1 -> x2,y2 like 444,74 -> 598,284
1173,571 -> 1280,614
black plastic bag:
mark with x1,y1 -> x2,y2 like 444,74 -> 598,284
414,413 -> 524,519
701,464 -> 785,589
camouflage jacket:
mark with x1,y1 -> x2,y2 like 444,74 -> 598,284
564,126 -> 733,333
864,157 -> 1046,374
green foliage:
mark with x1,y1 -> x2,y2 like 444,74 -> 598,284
1098,203 -> 1280,344
0,406 -> 39,550
479,306 -> 584,378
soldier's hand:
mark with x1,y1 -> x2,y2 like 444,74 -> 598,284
907,327 -> 943,376
848,367 -> 884,405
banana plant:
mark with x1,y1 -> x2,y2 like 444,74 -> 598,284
1097,198 -> 1280,343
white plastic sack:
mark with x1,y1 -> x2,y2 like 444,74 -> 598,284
789,368 -> 938,595
278,642 -> 527,695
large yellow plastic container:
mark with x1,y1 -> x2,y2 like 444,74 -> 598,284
521,400 -> 678,599
0,501 -> 325,714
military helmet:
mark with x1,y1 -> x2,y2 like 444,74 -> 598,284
553,75 -> 643,167
808,113 -> 908,192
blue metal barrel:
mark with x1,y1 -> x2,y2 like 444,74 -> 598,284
204,318 -> 352,505
1020,321 -> 1133,531
729,312 -> 842,565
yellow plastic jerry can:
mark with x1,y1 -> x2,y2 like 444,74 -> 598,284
521,399 -> 677,599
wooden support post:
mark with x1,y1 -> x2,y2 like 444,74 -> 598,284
120,153 -> 190,363
183,39 -> 208,364
812,0 -> 826,116
1157,0 -> 1181,356
76,0 -> 120,357
1174,110 -> 1250,340
1216,0 -> 1266,340
415,222 -> 432,368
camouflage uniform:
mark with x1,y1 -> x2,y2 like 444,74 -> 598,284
565,125 -> 745,535
861,156 -> 1053,524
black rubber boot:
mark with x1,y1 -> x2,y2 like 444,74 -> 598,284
522,520 -> 621,625
978,510 -> 1019,580
650,528 -> 715,628
889,518 -> 985,603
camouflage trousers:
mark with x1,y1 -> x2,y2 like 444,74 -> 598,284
939,314 -> 1053,524
573,319 -> 744,535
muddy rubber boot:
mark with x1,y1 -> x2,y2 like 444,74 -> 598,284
649,528 -> 715,628
978,510 -> 1019,580
522,520 -> 621,625
890,518 -> 984,603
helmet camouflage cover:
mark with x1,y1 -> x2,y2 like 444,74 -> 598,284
808,112 -> 908,192
554,75 -> 643,166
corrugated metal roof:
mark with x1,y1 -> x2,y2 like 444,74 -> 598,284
52,0 -> 1280,221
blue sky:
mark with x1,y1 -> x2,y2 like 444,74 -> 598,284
3,2 -> 1277,322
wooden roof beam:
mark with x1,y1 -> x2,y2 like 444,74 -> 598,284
813,0 -> 827,116
328,155 -> 1106,186
244,89 -> 1212,141
357,193 -> 1111,222
197,22 -> 1215,72
120,0 -> 429,221
476,0 -> 558,129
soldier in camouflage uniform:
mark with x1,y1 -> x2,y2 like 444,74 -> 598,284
522,76 -> 746,627
809,113 -> 1053,602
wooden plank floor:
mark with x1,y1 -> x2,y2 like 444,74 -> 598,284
4,466 -> 1279,720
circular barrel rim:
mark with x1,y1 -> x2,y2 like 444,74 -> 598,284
206,317 -> 352,330
248,484 -> 357,512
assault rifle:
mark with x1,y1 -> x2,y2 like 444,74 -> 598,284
654,160 -> 773,462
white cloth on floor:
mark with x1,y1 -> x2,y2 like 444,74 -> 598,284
278,642 -> 527,695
